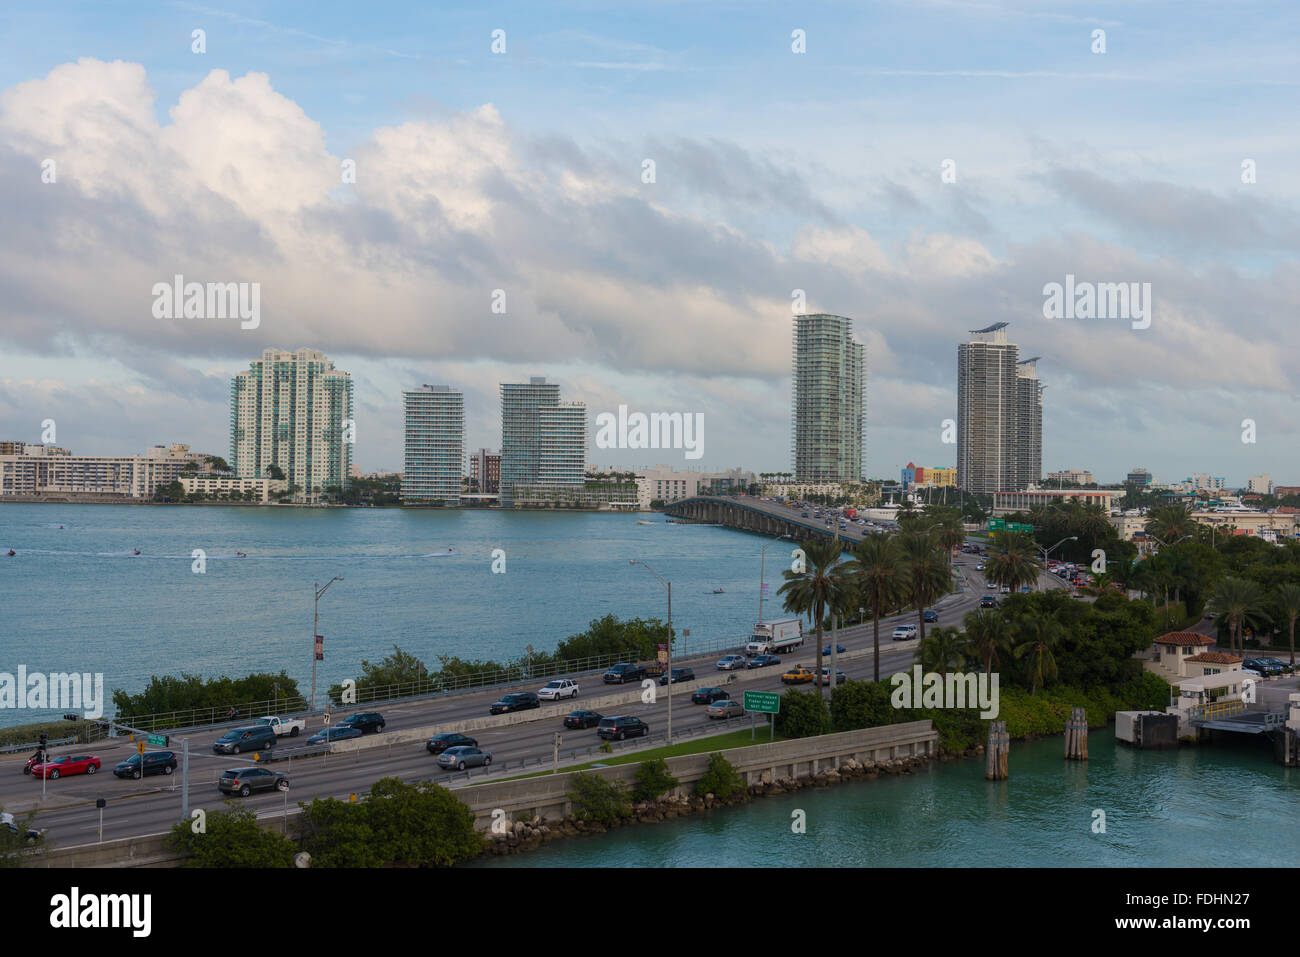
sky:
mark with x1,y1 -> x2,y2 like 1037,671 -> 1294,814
1,0 -> 1298,485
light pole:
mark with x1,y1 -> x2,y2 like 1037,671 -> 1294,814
312,576 -> 343,711
758,536 -> 786,623
1036,536 -> 1078,590
630,560 -> 672,743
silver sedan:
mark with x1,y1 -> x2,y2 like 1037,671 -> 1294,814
705,699 -> 744,720
436,746 -> 493,771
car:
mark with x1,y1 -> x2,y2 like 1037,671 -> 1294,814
338,712 -> 386,734
976,562 -> 985,571
801,512 -> 809,518
1244,658 -> 1283,677
747,654 -> 781,669
603,662 -> 647,684
979,596 -> 997,608
563,710 -> 603,729
213,725 -> 277,755
218,766 -> 287,797
0,811 -> 43,842
822,643 -> 847,655
781,666 -> 817,684
30,754 -> 100,779
1258,657 -> 1293,674
490,692 -> 541,714
1241,667 -> 1263,678
891,624 -> 918,641
716,654 -> 748,671
1000,585 -> 1011,594
691,686 -> 732,704
659,667 -> 696,685
819,668 -> 848,686
426,732 -> 478,754
705,699 -> 744,719
923,609 -> 938,623
597,716 -> 650,740
113,750 -> 177,779
437,746 -> 493,770
306,725 -> 364,745
537,678 -> 580,700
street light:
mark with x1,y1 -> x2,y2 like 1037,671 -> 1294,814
629,560 -> 672,742
1036,536 -> 1078,590
312,576 -> 344,711
758,536 -> 787,623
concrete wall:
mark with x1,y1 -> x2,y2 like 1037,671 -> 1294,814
457,720 -> 937,830
34,831 -> 181,868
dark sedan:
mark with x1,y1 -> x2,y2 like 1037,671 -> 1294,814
490,692 -> 540,715
923,609 -> 938,623
426,733 -> 477,754
747,654 -> 781,669
822,644 -> 847,655
691,687 -> 731,705
659,667 -> 696,686
306,726 -> 363,745
563,710 -> 603,729
113,751 -> 177,779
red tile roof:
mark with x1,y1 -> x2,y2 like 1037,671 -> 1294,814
1186,652 -> 1241,664
1153,631 -> 1213,646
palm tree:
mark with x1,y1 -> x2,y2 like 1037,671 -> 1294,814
778,538 -> 847,698
1013,615 -> 1061,695
934,514 -> 966,567
963,608 -> 1010,676
984,530 -> 1043,594
1207,577 -> 1268,655
1075,502 -> 1112,547
841,533 -> 907,682
919,627 -> 967,679
1145,504 -> 1195,543
1128,558 -> 1158,604
898,528 -> 950,641
1273,583 -> 1300,668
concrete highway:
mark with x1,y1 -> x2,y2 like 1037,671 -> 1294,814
0,547 -> 1072,847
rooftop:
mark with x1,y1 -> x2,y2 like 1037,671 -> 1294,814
1154,631 -> 1214,646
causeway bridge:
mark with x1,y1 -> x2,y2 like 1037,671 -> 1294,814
661,495 -> 870,544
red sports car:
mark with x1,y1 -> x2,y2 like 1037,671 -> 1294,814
30,754 -> 101,779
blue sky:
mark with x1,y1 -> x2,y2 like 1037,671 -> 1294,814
1,1 -> 1298,484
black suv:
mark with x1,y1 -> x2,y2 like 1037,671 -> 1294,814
218,766 -> 288,797
691,686 -> 730,705
113,750 -> 178,779
490,692 -> 540,715
603,663 -> 647,684
659,667 -> 695,686
339,712 -> 385,734
212,725 -> 276,755
426,733 -> 477,754
597,716 -> 650,740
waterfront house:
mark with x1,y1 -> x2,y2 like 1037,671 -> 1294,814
1140,631 -> 1250,713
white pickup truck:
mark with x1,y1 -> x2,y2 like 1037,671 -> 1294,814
256,715 -> 305,738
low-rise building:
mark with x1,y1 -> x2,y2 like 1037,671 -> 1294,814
0,444 -> 192,498
1046,468 -> 1094,485
179,475 -> 287,502
992,488 -> 1115,515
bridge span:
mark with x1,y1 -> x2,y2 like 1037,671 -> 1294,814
661,495 -> 870,544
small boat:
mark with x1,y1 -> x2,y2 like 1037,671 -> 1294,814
712,588 -> 725,594
235,551 -> 247,557
636,520 -> 653,525
132,549 -> 141,555
6,550 -> 14,557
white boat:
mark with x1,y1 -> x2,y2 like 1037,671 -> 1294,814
636,520 -> 653,525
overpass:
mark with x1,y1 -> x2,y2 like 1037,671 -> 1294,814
662,495 -> 871,544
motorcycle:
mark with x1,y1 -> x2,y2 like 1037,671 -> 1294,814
22,751 -> 43,775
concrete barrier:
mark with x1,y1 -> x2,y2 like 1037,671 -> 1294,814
33,831 -> 181,869
457,720 -> 937,829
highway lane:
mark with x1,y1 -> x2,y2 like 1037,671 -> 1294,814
6,555 -> 1006,845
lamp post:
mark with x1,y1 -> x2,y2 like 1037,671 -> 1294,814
758,536 -> 787,623
1036,536 -> 1078,590
630,560 -> 672,742
312,576 -> 343,711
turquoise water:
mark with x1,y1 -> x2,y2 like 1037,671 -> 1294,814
0,505 -> 779,724
470,730 -> 1300,867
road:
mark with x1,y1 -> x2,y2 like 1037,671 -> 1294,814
0,548 -> 1074,847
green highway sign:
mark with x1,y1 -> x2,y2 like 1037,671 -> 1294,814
146,734 -> 169,747
1007,522 -> 1033,533
988,518 -> 1005,531
743,690 -> 780,715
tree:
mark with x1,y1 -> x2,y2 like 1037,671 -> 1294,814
167,805 -> 296,867
962,608 -> 1009,676
984,530 -> 1043,594
205,455 -> 232,474
326,646 -> 429,704
631,759 -> 678,802
362,777 -> 484,866
266,464 -> 286,480
1273,583 -> 1300,667
1145,504 -> 1195,544
567,773 -> 631,824
1013,614 -> 1061,695
898,527 -> 951,640
779,539 -> 848,698
774,687 -> 831,737
695,753 -> 747,800
919,626 -> 966,679
840,533 -> 907,682
1208,577 -> 1268,655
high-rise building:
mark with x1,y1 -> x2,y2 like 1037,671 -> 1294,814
499,377 -> 586,507
791,313 -> 865,483
469,449 -> 501,493
1014,357 -> 1044,490
402,385 -> 464,505
1126,468 -> 1153,486
957,323 -> 1020,494
230,348 -> 353,504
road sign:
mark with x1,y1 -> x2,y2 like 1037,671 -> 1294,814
146,734 -> 168,747
988,518 -> 1005,531
743,690 -> 780,714
1007,522 -> 1033,534
277,780 -> 289,792
137,740 -> 145,756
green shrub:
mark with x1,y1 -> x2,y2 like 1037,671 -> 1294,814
166,805 -> 296,868
363,777 -> 485,866
631,758 -> 678,802
774,688 -> 831,738
695,753 -> 747,800
567,772 -> 631,824
297,797 -> 380,868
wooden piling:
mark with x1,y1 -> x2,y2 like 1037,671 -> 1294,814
1065,707 -> 1089,761
985,721 -> 1009,780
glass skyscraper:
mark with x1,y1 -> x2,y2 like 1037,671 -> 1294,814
499,377 -> 586,507
792,313 -> 865,483
956,324 -> 1043,495
402,384 -> 464,505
